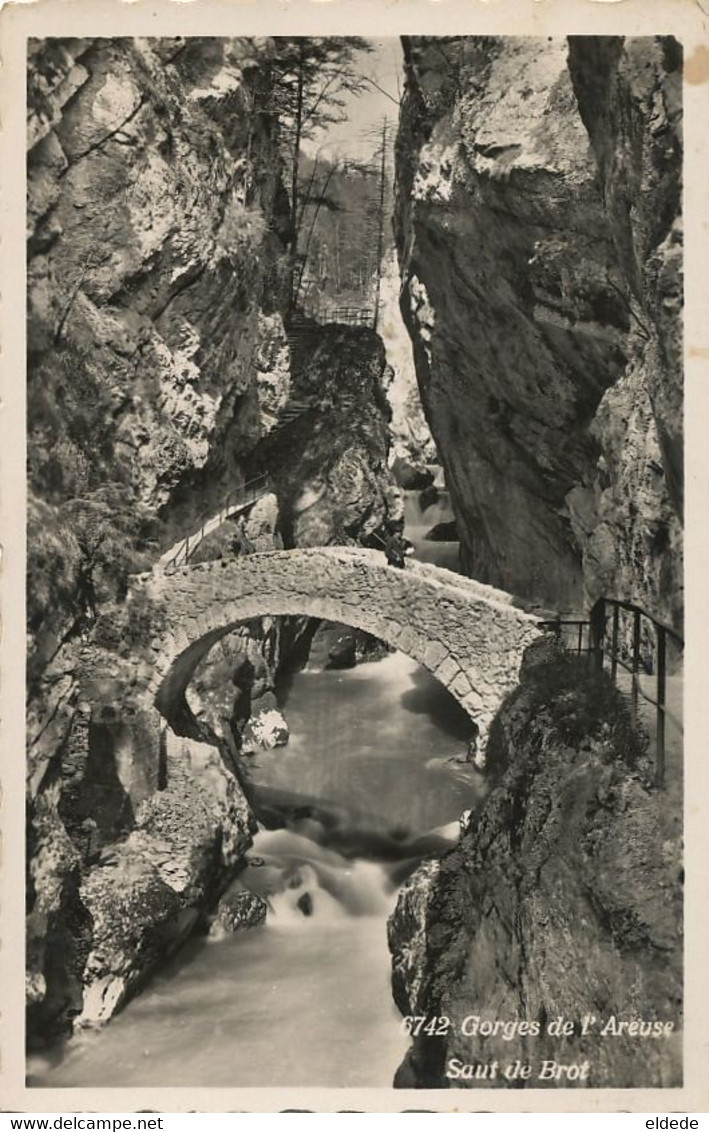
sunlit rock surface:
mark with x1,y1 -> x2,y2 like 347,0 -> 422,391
395,36 -> 682,625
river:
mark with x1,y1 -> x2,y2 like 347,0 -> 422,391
403,473 -> 460,573
29,476 -> 479,1089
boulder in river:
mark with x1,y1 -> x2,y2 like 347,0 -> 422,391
309,621 -> 390,670
424,520 -> 458,542
391,456 -> 434,491
247,708 -> 289,749
217,889 -> 267,933
327,634 -> 357,669
296,892 -> 314,917
418,483 -> 440,511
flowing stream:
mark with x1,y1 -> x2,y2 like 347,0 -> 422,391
403,473 -> 460,573
30,476 -> 480,1089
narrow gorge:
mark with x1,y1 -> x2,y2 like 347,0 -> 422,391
25,35 -> 683,1093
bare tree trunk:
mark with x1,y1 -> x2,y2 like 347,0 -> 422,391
294,164 -> 337,310
373,119 -> 388,333
288,46 -> 305,311
334,219 -> 342,292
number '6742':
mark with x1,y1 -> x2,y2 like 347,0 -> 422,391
401,1016 -> 451,1037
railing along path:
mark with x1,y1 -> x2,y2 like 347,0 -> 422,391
161,473 -> 271,574
541,598 -> 683,788
158,394 -> 327,574
288,305 -> 376,331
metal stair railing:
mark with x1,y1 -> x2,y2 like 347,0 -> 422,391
159,395 -> 323,575
321,305 -> 375,327
288,305 -> 376,330
163,472 -> 271,574
540,598 -> 684,788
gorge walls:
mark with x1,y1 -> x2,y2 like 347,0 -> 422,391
395,35 -> 683,627
26,33 -> 685,1080
26,37 -> 398,1042
388,35 -> 684,1091
27,36 -> 290,682
388,639 -> 683,1090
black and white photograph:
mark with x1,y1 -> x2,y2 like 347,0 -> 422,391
4,6 -> 698,1107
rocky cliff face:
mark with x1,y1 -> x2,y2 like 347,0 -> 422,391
388,639 -> 683,1090
379,252 -> 437,470
395,36 -> 682,627
566,37 -> 683,627
255,320 -> 400,548
27,36 -> 290,680
26,37 -> 397,1044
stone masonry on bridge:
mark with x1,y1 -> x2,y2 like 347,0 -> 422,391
133,547 -> 542,759
32,546 -> 543,1027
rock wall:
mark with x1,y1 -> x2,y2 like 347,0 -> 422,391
256,321 -> 400,547
566,37 -> 683,628
395,36 -> 682,627
26,38 -> 398,1044
27,37 -> 289,1042
388,640 -> 683,1090
27,36 -> 289,680
379,251 -> 437,470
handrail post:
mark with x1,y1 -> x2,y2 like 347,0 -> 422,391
610,604 -> 619,685
655,625 -> 667,788
631,608 -> 641,720
590,597 -> 605,673
547,597 -> 680,791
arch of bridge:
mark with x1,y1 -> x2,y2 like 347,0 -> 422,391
136,547 -> 541,756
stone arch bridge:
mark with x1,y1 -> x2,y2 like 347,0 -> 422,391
133,547 -> 542,758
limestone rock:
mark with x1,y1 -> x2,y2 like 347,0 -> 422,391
387,859 -> 441,1018
391,456 -> 434,491
307,621 -> 390,671
216,888 -> 267,933
424,520 -> 458,542
266,323 -> 397,548
388,652 -> 682,1089
379,251 -> 437,468
519,629 -> 566,678
24,36 -> 398,1050
296,892 -> 314,917
395,36 -> 682,627
247,708 -> 289,750
326,634 -> 357,669
243,493 -> 280,551
418,483 -> 440,511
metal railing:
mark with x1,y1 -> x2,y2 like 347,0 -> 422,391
290,304 -> 375,330
541,598 -> 684,788
538,616 -> 595,657
321,305 -> 374,327
163,473 -> 271,574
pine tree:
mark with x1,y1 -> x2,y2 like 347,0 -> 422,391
269,37 -> 373,309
